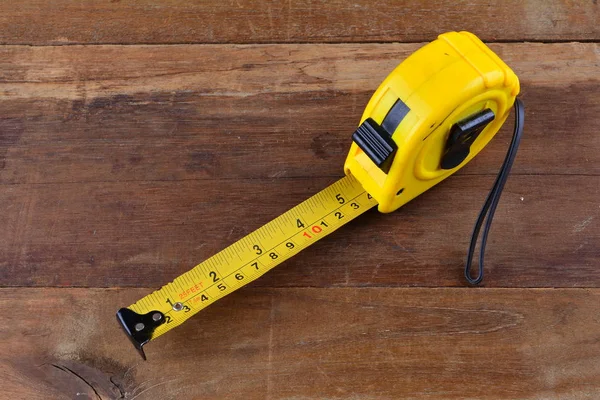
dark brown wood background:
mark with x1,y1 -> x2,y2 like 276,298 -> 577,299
1,1 -> 599,399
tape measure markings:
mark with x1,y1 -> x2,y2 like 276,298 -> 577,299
161,189 -> 368,311
153,190 -> 368,329
126,175 -> 377,341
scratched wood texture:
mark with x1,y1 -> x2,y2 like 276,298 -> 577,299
1,288 -> 599,399
0,0 -> 598,44
1,1 -> 600,399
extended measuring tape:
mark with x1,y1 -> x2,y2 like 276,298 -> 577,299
117,31 -> 523,359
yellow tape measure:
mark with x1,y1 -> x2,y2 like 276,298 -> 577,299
118,31 -> 521,358
121,176 -> 375,347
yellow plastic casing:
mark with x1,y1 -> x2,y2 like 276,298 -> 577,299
344,31 -> 520,213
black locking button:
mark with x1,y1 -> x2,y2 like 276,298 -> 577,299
352,118 -> 398,174
441,109 -> 495,170
351,98 -> 410,173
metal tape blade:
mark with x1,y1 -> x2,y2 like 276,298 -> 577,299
117,175 -> 376,357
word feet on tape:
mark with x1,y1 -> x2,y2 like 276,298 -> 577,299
117,31 -> 524,359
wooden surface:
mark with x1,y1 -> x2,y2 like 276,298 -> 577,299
2,288 -> 600,399
1,1 -> 599,399
0,0 -> 599,44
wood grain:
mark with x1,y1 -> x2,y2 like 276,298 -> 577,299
1,2 -> 598,399
1,42 -> 599,289
0,1 -> 598,45
1,175 -> 598,288
0,43 -> 598,185
1,287 -> 599,399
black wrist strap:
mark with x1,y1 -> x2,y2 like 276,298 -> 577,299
465,98 -> 525,285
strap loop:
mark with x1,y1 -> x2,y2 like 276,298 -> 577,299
465,98 -> 525,285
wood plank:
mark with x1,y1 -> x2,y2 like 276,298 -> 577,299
0,43 -> 598,184
0,1 -> 598,45
1,175 -> 598,288
2,287 -> 599,399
